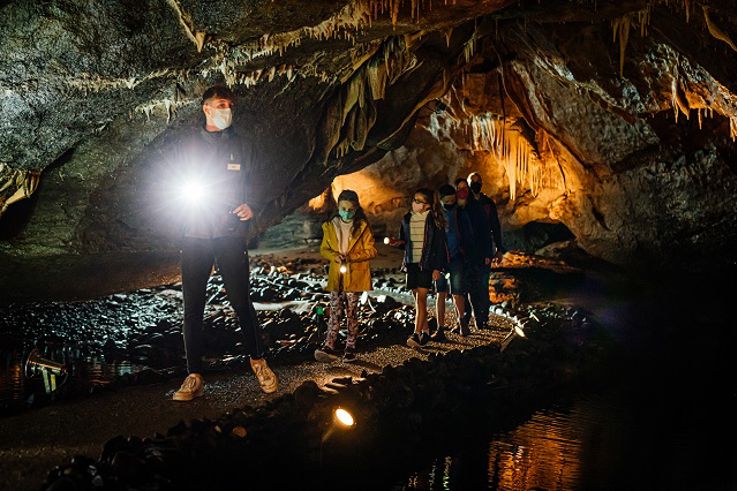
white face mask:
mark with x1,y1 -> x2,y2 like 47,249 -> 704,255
210,107 -> 232,130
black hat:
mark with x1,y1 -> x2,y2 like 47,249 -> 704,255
439,184 -> 456,197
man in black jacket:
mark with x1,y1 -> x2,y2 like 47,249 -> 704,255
160,85 -> 278,401
465,172 -> 505,328
456,186 -> 492,332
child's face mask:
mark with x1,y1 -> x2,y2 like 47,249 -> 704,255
337,200 -> 356,221
339,209 -> 355,221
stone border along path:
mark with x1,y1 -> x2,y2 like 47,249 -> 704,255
0,304 -> 519,491
37,303 -> 600,490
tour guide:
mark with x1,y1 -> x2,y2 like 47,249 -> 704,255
167,85 -> 278,401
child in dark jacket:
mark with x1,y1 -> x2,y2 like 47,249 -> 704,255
389,188 -> 448,348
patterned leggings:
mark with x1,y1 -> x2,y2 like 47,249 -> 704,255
326,291 -> 361,349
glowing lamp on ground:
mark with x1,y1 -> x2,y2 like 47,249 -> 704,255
334,408 -> 355,428
383,237 -> 390,245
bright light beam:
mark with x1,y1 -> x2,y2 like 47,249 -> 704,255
334,408 -> 355,427
180,180 -> 206,207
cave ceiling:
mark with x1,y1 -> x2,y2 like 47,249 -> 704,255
1,0 -> 737,298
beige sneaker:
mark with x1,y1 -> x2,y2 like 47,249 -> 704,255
250,358 -> 278,394
172,373 -> 204,401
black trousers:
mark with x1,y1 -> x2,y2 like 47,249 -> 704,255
463,262 -> 490,328
181,236 -> 264,373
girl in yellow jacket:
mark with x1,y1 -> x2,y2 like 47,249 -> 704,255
315,189 -> 377,362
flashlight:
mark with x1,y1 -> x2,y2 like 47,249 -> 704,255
180,180 -> 206,207
339,264 -> 347,274
383,237 -> 390,245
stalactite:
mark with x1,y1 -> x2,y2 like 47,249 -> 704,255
611,7 -> 650,77
0,165 -> 41,215
166,0 -> 207,52
65,69 -> 179,93
670,76 -> 691,122
730,117 -> 737,142
324,37 -> 416,162
463,114 -> 545,201
703,6 -> 737,52
463,29 -> 477,64
135,97 -> 195,122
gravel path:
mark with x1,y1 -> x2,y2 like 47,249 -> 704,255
0,309 -> 511,491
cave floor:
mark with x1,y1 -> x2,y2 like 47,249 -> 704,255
0,313 -> 507,491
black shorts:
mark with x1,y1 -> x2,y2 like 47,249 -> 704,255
406,263 -> 434,290
434,256 -> 467,295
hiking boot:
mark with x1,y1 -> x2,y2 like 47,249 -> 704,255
172,373 -> 204,401
419,332 -> 431,346
250,358 -> 278,394
430,327 -> 447,342
343,346 -> 357,362
459,322 -> 471,337
406,333 -> 422,349
314,345 -> 341,363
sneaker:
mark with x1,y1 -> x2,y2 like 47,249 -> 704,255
343,346 -> 357,362
419,332 -> 431,346
430,327 -> 447,342
172,373 -> 204,401
314,345 -> 341,363
406,333 -> 421,349
250,358 -> 278,394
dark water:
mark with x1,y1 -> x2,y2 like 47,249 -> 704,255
0,343 -> 149,413
396,272 -> 737,490
398,379 -> 736,490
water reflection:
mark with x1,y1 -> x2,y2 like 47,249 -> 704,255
0,342 -> 148,414
400,379 -> 736,491
400,404 -> 585,490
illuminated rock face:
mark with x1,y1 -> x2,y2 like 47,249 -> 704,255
1,1 -> 737,297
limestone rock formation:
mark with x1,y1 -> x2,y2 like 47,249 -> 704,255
2,0 -> 737,299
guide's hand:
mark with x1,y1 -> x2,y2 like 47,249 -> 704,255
232,203 -> 253,221
432,269 -> 441,281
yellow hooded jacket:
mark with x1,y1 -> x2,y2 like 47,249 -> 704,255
320,218 -> 377,292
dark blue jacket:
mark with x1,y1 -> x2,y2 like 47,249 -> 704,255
464,198 -> 493,263
443,206 -> 475,260
475,193 -> 505,254
398,211 -> 448,272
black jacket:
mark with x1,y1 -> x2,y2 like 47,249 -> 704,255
464,198 -> 493,263
398,212 -> 449,272
156,126 -> 265,240
474,193 -> 504,254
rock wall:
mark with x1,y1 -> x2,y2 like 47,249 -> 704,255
2,1 -> 737,299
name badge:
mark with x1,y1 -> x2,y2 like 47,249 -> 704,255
227,163 -> 241,171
